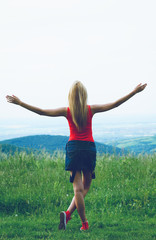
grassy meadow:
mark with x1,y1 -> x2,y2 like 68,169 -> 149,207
0,150 -> 156,239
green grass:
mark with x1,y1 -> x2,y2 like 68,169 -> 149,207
0,151 -> 156,239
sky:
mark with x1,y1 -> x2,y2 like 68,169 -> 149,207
0,0 -> 156,139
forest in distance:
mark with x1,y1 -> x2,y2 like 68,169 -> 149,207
0,134 -> 156,155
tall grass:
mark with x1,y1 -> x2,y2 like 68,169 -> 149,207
0,151 -> 70,215
0,150 -> 156,239
92,153 -> 155,216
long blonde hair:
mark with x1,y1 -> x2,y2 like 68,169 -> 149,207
68,81 -> 88,131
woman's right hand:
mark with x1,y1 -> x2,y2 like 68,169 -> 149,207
6,95 -> 21,105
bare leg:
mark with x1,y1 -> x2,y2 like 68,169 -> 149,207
67,170 -> 92,221
67,196 -> 76,215
73,171 -> 86,222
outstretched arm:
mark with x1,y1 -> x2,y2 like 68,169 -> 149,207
91,83 -> 147,115
6,95 -> 67,117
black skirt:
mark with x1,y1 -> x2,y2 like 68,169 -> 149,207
65,140 -> 96,173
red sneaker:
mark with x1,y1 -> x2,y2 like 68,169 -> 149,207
80,221 -> 89,231
58,211 -> 71,230
65,210 -> 72,224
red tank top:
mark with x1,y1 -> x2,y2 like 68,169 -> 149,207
67,105 -> 94,142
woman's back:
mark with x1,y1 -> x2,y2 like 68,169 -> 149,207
67,105 -> 94,142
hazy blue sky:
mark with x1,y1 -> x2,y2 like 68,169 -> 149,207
1,0 -> 156,125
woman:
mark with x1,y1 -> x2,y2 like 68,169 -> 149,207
6,81 -> 147,231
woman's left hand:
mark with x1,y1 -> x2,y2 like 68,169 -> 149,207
134,83 -> 147,94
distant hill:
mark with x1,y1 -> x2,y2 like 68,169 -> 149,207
0,143 -> 28,155
0,135 -> 124,155
109,135 -> 156,154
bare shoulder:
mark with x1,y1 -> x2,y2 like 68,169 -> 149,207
90,103 -> 116,115
55,107 -> 68,117
56,107 -> 68,117
90,105 -> 100,115
42,107 -> 68,117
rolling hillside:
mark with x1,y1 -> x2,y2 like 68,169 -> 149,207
108,135 -> 156,154
0,135 -> 124,155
